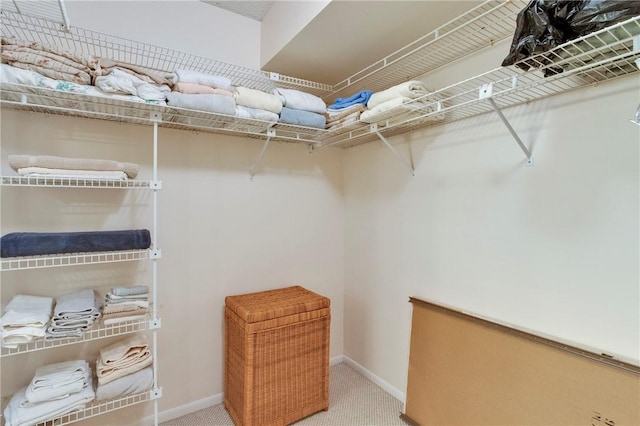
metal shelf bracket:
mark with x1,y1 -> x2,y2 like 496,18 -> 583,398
371,124 -> 415,176
480,83 -> 534,167
249,129 -> 276,180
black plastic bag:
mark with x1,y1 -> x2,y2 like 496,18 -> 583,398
502,0 -> 640,70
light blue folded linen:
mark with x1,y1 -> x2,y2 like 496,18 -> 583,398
328,90 -> 373,110
96,366 -> 153,401
166,92 -> 236,116
278,107 -> 326,129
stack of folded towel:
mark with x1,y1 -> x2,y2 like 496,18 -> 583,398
325,90 -> 373,130
361,80 -> 439,123
8,154 -> 140,180
95,334 -> 154,400
1,295 -> 53,348
167,69 -> 237,116
276,88 -> 327,129
3,360 -> 95,426
46,289 -> 101,340
102,285 -> 150,325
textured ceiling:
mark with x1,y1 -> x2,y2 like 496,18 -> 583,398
200,0 -> 275,21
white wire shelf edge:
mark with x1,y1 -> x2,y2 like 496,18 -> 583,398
0,391 -> 155,426
1,249 -> 151,271
318,15 -> 640,149
1,315 -> 155,357
327,0 -> 526,101
1,175 -> 151,188
0,83 -> 327,144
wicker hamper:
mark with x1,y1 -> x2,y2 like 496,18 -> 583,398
224,285 -> 331,426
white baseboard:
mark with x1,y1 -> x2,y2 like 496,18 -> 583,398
151,355 -> 406,424
342,355 -> 406,403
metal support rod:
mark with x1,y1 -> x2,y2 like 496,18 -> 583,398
249,130 -> 275,179
487,98 -> 533,164
374,130 -> 415,176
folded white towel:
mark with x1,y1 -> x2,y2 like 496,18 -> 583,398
1,295 -> 53,328
360,96 -> 437,124
103,314 -> 148,325
172,69 -> 233,91
367,80 -> 430,109
26,361 -> 91,404
96,366 -> 153,401
8,154 -> 140,179
1,326 -> 46,348
235,105 -> 279,123
234,86 -> 283,114
17,167 -> 128,180
3,380 -> 94,426
276,88 -> 327,114
53,289 -> 100,321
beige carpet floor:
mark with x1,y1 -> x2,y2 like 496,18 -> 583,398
161,363 -> 407,425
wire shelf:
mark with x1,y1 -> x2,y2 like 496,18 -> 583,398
1,175 -> 151,188
49,391 -> 154,426
327,0 -> 526,102
319,15 -> 640,149
1,249 -> 150,271
1,316 -> 153,357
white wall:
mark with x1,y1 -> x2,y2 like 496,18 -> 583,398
260,0 -> 330,68
343,40 -> 640,397
0,110 -> 345,424
65,0 -> 261,68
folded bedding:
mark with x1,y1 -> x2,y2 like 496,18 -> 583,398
0,229 -> 151,258
96,366 -> 153,401
328,90 -> 373,110
235,105 -> 279,123
325,103 -> 367,121
16,167 -> 128,180
367,80 -> 429,109
97,334 -> 153,385
4,380 -> 94,426
234,86 -> 283,114
166,91 -> 236,115
110,286 -> 149,297
8,154 -> 139,179
172,69 -> 233,91
279,107 -> 326,129
360,96 -> 444,124
173,82 -> 235,96
99,58 -> 174,87
94,69 -> 169,102
0,63 -> 165,105
26,360 -> 91,404
1,37 -> 100,85
276,88 -> 327,114
1,295 -> 53,348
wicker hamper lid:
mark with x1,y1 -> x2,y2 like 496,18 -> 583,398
225,285 -> 330,323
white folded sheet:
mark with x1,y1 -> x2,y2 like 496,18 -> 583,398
276,88 -> 327,114
172,69 -> 233,91
26,360 -> 91,404
367,80 -> 430,109
17,167 -> 128,180
235,105 -> 279,123
4,380 -> 95,426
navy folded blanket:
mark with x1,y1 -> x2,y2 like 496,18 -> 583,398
1,229 -> 151,258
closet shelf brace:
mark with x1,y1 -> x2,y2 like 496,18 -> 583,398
371,124 -> 415,176
250,129 -> 276,180
479,83 -> 534,167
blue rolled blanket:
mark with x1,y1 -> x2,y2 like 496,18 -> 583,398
1,229 -> 151,258
278,107 -> 326,129
328,90 -> 373,110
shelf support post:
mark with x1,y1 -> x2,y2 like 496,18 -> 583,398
480,83 -> 533,166
371,124 -> 415,176
250,129 -> 275,180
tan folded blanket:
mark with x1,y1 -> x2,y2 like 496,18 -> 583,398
102,308 -> 147,320
367,80 -> 430,109
1,37 -> 100,84
234,86 -> 283,114
9,155 -> 139,179
99,58 -> 174,87
325,103 -> 366,120
97,334 -> 152,385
